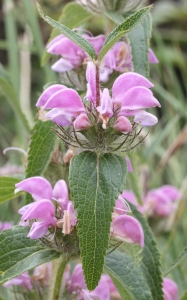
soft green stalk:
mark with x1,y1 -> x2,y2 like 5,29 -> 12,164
47,255 -> 68,300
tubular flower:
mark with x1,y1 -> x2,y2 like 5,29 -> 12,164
15,177 -> 77,239
36,62 -> 160,153
47,32 -> 158,82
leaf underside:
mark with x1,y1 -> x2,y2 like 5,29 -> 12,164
69,151 -> 127,290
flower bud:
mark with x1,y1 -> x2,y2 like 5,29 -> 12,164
73,113 -> 91,130
114,116 -> 132,132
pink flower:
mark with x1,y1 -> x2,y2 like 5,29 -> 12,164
3,272 -> 32,290
144,185 -> 180,218
163,278 -> 179,300
16,177 -> 76,239
110,214 -> 144,247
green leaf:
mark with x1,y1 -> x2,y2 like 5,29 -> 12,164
25,119 -> 56,202
0,226 -> 60,284
105,251 -> 153,300
98,5 -> 152,62
126,153 -> 143,205
42,3 -> 93,66
0,177 -> 24,204
164,245 -> 187,277
0,63 -> 30,134
37,3 -> 96,60
130,204 -> 164,300
181,291 -> 187,300
69,151 -> 127,290
127,13 -> 152,77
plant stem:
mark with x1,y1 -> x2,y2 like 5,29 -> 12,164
47,255 -> 68,300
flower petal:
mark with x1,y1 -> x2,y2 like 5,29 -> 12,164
53,180 -> 69,210
149,48 -> 159,64
51,58 -> 74,73
121,86 -> 161,110
85,35 -> 105,54
15,177 -> 53,201
45,108 -> 73,126
163,278 -> 179,300
27,222 -> 49,239
21,200 -> 56,224
36,85 -> 66,107
44,88 -> 85,112
85,62 -> 96,103
97,88 -> 113,119
111,214 -> 144,247
47,35 -> 84,61
112,72 -> 154,104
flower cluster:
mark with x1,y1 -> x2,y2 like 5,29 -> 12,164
37,62 -> 160,152
47,32 -> 158,82
15,177 -> 77,239
121,185 -> 181,218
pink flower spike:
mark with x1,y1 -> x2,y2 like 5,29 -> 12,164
163,278 -> 179,300
149,49 -> 159,64
27,222 -> 49,239
97,88 -> 113,128
44,88 -> 85,113
36,85 -> 66,107
21,200 -> 56,225
15,177 -> 53,201
51,58 -> 74,73
85,62 -> 97,103
45,109 -> 73,126
114,116 -> 132,132
112,72 -> 154,104
111,214 -> 144,247
121,86 -> 161,110
73,113 -> 91,130
53,180 -> 69,210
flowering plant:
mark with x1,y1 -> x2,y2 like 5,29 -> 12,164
0,1 -> 183,300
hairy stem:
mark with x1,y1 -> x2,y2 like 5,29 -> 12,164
47,255 -> 68,300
